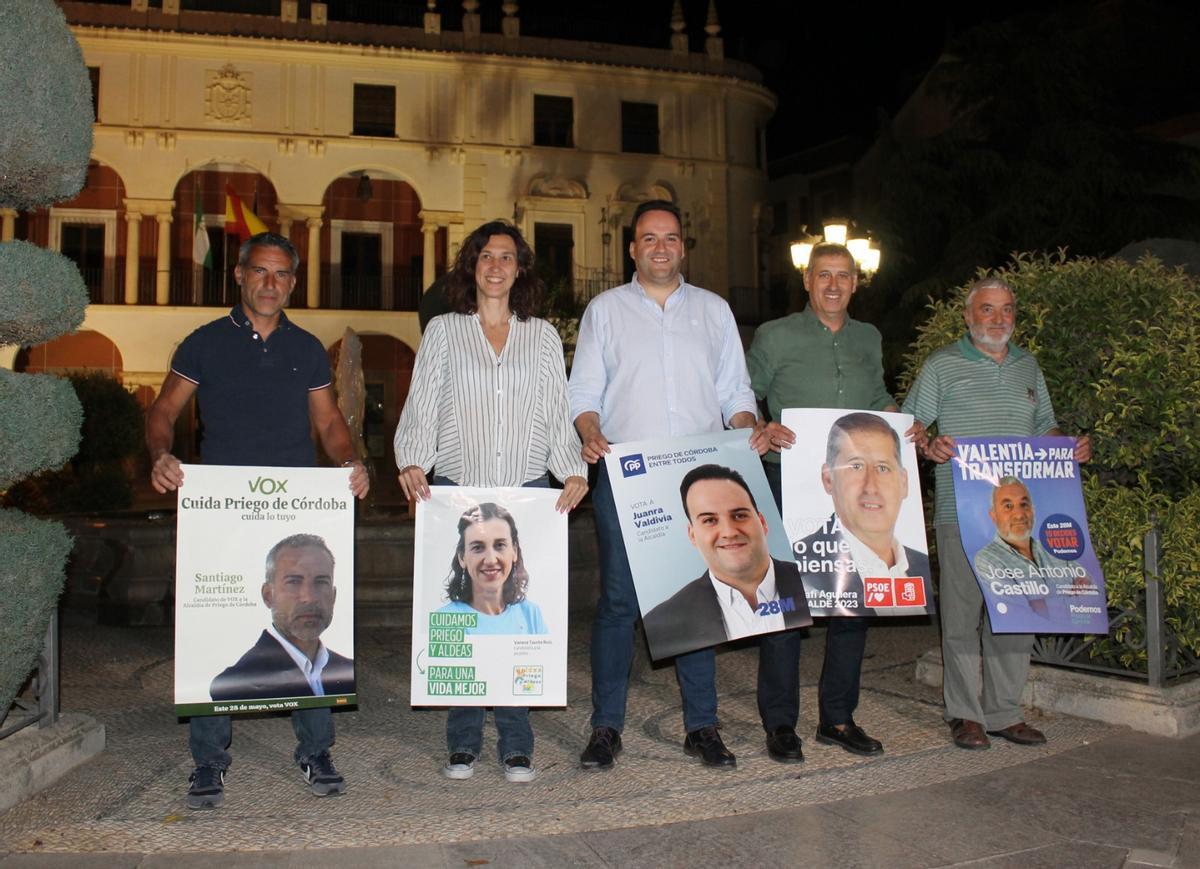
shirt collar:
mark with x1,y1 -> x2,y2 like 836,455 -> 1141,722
631,273 -> 685,305
229,305 -> 292,332
956,333 -> 1026,363
841,523 -> 909,577
800,304 -> 852,334
708,558 -> 777,607
267,622 -> 329,674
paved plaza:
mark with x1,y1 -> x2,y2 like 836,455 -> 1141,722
1,549 -> 1197,868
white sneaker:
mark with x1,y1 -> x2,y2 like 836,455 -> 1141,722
443,752 -> 476,780
503,755 -> 536,783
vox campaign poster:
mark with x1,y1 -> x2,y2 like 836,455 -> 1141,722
780,409 -> 934,618
411,487 -> 567,707
174,465 -> 356,717
951,436 -> 1108,635
604,429 -> 811,661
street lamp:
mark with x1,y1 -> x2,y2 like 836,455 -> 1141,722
790,218 -> 882,281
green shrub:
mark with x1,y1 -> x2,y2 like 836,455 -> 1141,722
0,0 -> 93,717
0,241 -> 89,346
0,1 -> 93,210
899,252 -> 1200,661
69,372 -> 142,465
0,369 -> 83,490
0,509 -> 72,719
1083,480 -> 1200,670
5,373 -> 141,513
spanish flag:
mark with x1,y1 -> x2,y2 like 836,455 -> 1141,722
224,184 -> 269,242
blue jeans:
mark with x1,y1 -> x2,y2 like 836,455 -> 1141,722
447,706 -> 533,762
762,460 -> 867,727
433,473 -> 547,760
590,459 -> 717,734
189,706 -> 333,770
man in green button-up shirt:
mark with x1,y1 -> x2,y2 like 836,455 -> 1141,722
745,243 -> 906,760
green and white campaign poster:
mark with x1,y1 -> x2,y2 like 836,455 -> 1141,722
174,465 -> 356,717
411,487 -> 567,706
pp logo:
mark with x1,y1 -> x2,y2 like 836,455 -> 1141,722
864,579 -> 894,607
620,454 -> 647,477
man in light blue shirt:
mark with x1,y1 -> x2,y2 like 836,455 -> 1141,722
569,200 -> 783,771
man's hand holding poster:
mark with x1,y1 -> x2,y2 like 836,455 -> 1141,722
174,465 -> 356,717
604,429 -> 812,661
780,409 -> 935,617
951,436 -> 1109,634
410,487 -> 567,706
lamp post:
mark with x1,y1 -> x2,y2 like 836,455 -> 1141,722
789,218 -> 881,281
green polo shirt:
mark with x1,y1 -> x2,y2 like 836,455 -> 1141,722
747,306 -> 893,464
901,335 -> 1058,525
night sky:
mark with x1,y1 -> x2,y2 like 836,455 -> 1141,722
506,0 -> 1197,159
506,0 -> 1054,157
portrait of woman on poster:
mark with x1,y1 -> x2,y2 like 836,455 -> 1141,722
393,219 -> 586,785
436,501 -> 547,635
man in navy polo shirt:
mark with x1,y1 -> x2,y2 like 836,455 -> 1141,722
145,232 -> 368,810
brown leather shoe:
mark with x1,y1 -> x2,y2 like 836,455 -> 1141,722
987,721 -> 1046,745
948,718 -> 990,750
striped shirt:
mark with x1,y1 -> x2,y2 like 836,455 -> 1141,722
901,335 -> 1058,525
393,313 -> 585,487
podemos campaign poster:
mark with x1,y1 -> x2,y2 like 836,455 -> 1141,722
780,408 -> 935,617
605,429 -> 812,661
411,487 -> 567,706
951,436 -> 1109,634
174,464 -> 356,717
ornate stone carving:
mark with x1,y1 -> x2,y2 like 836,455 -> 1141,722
615,181 -> 675,203
528,173 -> 587,199
204,64 -> 252,125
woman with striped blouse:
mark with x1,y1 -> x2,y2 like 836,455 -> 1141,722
393,220 -> 587,783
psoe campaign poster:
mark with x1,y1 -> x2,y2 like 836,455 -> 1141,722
952,436 -> 1109,635
605,429 -> 812,661
780,408 -> 934,618
411,487 -> 567,707
174,465 -> 356,717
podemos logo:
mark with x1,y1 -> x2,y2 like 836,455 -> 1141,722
620,454 -> 647,477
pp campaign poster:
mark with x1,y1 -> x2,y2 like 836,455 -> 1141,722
604,429 -> 812,661
174,465 -> 356,717
780,408 -> 935,618
951,436 -> 1109,635
411,487 -> 567,707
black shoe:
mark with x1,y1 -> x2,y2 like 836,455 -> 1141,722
765,726 -> 804,763
580,726 -> 622,770
186,766 -> 225,810
816,722 -> 884,756
683,725 -> 736,768
298,751 -> 346,796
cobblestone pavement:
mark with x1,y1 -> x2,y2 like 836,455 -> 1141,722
1,595 -> 1129,861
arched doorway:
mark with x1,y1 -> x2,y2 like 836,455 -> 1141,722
15,329 -> 124,378
320,172 -> 444,311
171,166 -> 280,306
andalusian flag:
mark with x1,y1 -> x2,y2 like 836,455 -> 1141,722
224,184 -> 268,242
192,190 -> 212,269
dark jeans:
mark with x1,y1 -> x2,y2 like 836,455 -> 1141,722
590,459 -> 717,733
433,473 -> 546,760
762,460 -> 866,728
189,706 -> 333,770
